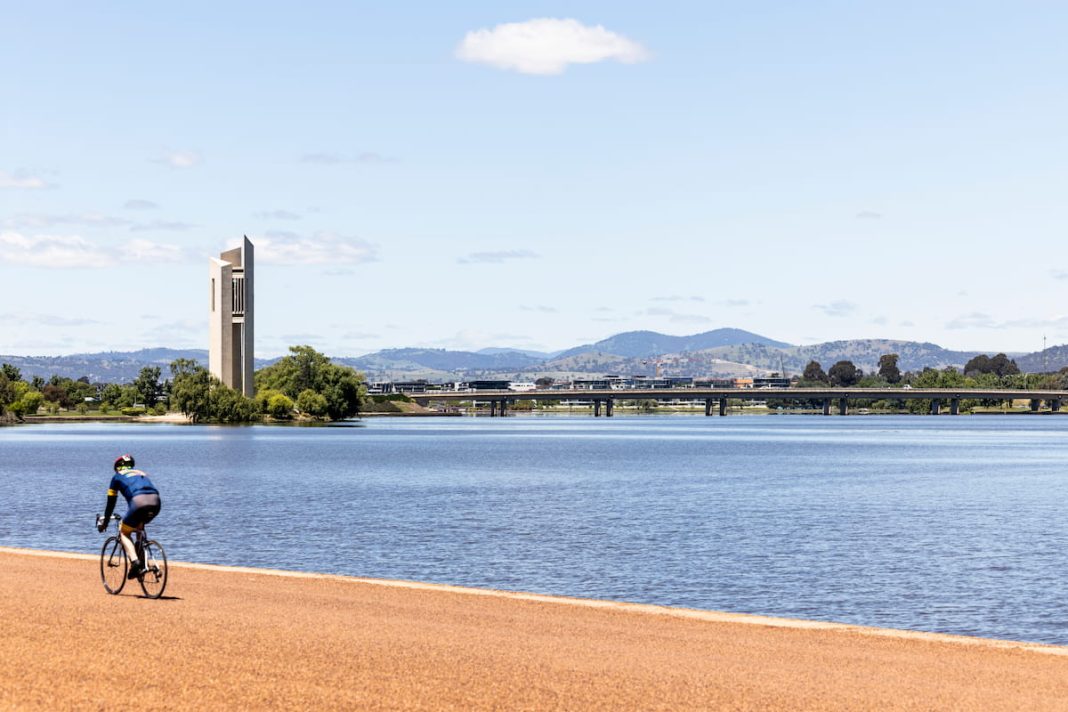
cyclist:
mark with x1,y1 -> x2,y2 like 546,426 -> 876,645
97,454 -> 162,579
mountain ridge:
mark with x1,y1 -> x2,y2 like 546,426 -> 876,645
0,330 -> 1059,382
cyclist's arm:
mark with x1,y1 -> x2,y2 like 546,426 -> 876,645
102,486 -> 118,522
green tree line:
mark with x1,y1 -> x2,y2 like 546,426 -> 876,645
1,345 -> 366,424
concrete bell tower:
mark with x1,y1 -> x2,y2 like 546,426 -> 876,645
209,236 -> 254,396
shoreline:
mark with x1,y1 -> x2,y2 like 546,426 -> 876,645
3,546 -> 1068,709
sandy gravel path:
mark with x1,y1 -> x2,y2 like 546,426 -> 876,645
3,547 -> 1068,710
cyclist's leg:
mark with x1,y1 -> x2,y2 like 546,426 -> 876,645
121,494 -> 160,575
118,521 -> 139,566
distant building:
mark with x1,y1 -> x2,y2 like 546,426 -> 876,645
753,376 -> 791,389
465,380 -> 511,391
209,237 -> 254,397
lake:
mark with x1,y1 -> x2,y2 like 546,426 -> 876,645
2,414 -> 1068,644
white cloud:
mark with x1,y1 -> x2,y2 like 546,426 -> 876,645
856,210 -> 883,220
4,212 -> 130,229
0,232 -> 112,268
456,18 -> 649,75
300,152 -> 396,165
253,231 -> 379,265
255,209 -> 302,220
154,151 -> 201,168
124,199 -> 159,210
124,239 -> 187,262
458,249 -> 539,264
0,312 -> 102,327
0,170 -> 50,189
0,232 -> 188,268
813,300 -> 857,317
645,307 -> 712,325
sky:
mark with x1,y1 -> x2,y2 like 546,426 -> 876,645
3,1 -> 1068,357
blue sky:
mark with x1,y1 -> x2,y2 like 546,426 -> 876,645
3,1 -> 1067,357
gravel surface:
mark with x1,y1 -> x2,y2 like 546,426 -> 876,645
3,547 -> 1068,710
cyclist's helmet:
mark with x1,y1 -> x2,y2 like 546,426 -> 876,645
114,454 -> 135,472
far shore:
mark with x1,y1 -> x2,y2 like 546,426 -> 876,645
2,546 -> 1068,710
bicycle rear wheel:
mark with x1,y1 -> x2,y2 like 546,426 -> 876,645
138,540 -> 168,599
100,536 -> 127,594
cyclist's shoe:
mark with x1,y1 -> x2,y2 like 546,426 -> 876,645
127,561 -> 144,580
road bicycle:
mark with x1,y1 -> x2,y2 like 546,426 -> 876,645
96,513 -> 168,599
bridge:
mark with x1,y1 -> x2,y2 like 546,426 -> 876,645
409,388 -> 1068,416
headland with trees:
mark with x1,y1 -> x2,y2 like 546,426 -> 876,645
0,345 -> 367,425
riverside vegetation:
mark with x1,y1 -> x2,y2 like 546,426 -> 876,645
0,346 -> 366,424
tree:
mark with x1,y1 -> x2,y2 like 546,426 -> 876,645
100,383 -> 123,406
1,364 -> 21,382
134,366 -> 162,407
255,345 -> 365,421
878,354 -> 902,384
169,359 -> 256,423
828,360 -> 859,387
0,373 -> 14,413
988,353 -> 1019,378
535,376 -> 555,389
170,363 -> 212,422
802,361 -> 828,383
964,355 -> 991,376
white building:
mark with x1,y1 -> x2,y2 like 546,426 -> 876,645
209,237 -> 254,396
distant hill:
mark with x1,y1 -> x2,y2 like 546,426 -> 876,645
0,348 -> 209,383
1015,345 -> 1068,373
347,348 -> 545,375
2,332 -> 1058,384
554,328 -> 791,360
699,340 -> 982,375
477,347 -> 562,359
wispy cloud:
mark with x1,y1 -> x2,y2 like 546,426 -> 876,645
813,300 -> 857,317
652,295 -> 705,303
645,307 -> 712,325
1052,270 -> 1068,281
253,231 -> 379,265
945,312 -> 998,330
4,212 -> 131,229
300,152 -> 397,165
129,220 -> 196,232
0,170 -> 52,190
870,315 -> 889,326
254,209 -> 302,220
124,239 -> 188,262
0,312 -> 102,327
458,249 -> 539,264
717,298 -> 751,308
520,305 -> 557,313
456,18 -> 649,75
153,151 -> 201,168
946,312 -> 1068,330
0,232 -> 188,268
856,210 -> 883,220
124,199 -> 159,210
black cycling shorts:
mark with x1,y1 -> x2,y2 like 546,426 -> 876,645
123,494 -> 162,528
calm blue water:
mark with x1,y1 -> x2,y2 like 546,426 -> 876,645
3,415 -> 1068,644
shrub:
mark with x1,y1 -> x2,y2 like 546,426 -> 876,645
121,407 -> 147,416
153,403 -> 167,415
296,389 -> 328,417
266,393 -> 295,419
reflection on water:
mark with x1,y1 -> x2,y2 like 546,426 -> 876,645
2,415 -> 1068,644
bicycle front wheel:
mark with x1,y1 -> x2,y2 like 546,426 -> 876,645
100,536 -> 127,594
138,540 -> 168,599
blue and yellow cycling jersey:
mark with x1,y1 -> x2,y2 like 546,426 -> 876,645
107,469 -> 159,501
